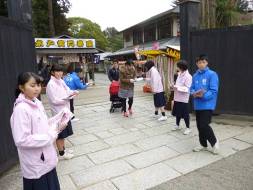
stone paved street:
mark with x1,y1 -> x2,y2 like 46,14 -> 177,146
1,74 -> 253,190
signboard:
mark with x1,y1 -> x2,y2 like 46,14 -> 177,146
167,48 -> 180,60
35,38 -> 96,49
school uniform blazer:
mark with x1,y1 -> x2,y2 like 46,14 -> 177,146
10,93 -> 58,179
46,76 -> 74,115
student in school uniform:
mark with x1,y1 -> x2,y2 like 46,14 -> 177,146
144,60 -> 167,121
190,54 -> 219,154
10,72 -> 66,190
171,60 -> 192,135
46,64 -> 79,160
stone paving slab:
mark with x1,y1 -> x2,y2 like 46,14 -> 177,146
70,160 -> 134,188
88,144 -> 142,164
0,171 -> 22,190
141,125 -> 172,136
84,124 -> 118,133
72,140 -> 110,157
234,131 -> 253,144
134,134 -> 180,150
109,127 -> 129,135
124,146 -> 180,169
93,131 -> 115,139
167,137 -> 199,154
163,151 -> 222,174
81,180 -> 118,190
59,175 -> 77,190
104,131 -> 148,146
68,134 -> 98,145
221,138 -> 252,151
112,163 -> 180,190
57,155 -> 94,175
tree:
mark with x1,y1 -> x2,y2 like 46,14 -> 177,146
0,0 -> 7,17
103,27 -> 123,52
32,0 -> 71,37
48,0 -> 55,36
215,0 -> 249,27
68,17 -> 108,50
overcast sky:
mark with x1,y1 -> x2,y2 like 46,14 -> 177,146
67,0 -> 174,31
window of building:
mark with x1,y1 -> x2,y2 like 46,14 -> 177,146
144,23 -> 156,42
133,29 -> 143,45
157,17 -> 172,39
124,32 -> 131,42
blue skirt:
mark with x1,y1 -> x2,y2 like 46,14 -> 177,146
23,168 -> 60,190
153,92 -> 166,108
57,121 -> 73,139
172,101 -> 189,118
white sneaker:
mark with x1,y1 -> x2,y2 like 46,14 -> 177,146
71,118 -> 80,122
211,139 -> 220,155
171,125 -> 180,131
193,145 -> 208,152
59,152 -> 74,160
158,116 -> 167,121
183,128 -> 191,135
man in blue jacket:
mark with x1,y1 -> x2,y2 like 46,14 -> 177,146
64,67 -> 87,122
190,54 -> 219,154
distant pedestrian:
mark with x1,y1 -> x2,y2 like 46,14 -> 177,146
144,60 -> 167,121
108,60 -> 119,82
118,59 -> 136,117
191,54 -> 219,154
64,63 -> 87,122
171,60 -> 192,135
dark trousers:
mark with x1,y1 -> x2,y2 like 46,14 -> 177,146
121,97 -> 133,112
196,110 -> 217,147
70,99 -> 74,113
70,99 -> 74,119
176,115 -> 190,128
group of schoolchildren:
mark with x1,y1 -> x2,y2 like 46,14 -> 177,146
109,55 -> 219,153
10,54 -> 219,190
145,55 -> 219,154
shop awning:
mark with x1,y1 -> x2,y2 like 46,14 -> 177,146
107,37 -> 180,58
137,50 -> 168,58
36,48 -> 100,54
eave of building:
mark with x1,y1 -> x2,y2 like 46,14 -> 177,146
120,6 -> 179,33
107,37 -> 180,57
36,48 -> 102,54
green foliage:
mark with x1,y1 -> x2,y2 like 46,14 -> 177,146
103,27 -> 123,52
32,0 -> 71,37
215,0 -> 249,27
68,17 -> 108,50
0,0 -> 7,17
